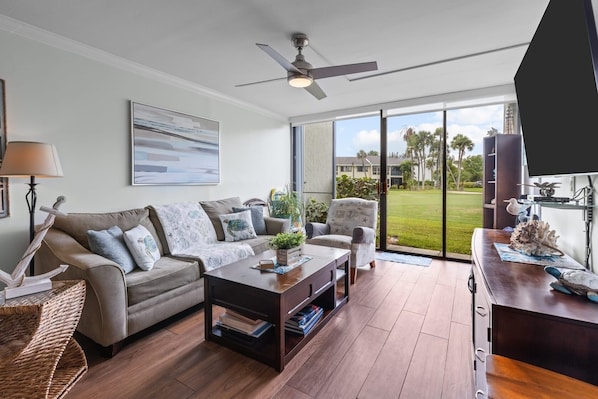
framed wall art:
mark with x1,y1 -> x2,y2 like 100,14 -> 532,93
131,102 -> 220,185
0,79 -> 8,218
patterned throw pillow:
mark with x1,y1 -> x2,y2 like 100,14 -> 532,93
124,225 -> 161,271
87,225 -> 136,273
218,211 -> 257,242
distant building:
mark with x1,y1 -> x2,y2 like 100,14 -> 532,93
336,155 -> 406,188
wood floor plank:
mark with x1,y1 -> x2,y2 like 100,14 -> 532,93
353,264 -> 402,309
368,279 -> 415,331
420,282 -> 455,339
314,325 -> 388,399
442,322 -> 475,399
358,310 -> 425,399
399,333 -> 448,399
403,273 -> 437,315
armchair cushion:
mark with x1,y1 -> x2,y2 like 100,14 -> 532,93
307,234 -> 351,250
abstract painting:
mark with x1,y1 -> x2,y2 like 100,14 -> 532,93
131,102 -> 220,185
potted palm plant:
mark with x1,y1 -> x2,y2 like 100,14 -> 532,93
269,231 -> 306,265
269,189 -> 303,230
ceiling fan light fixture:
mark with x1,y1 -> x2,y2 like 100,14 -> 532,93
288,74 -> 313,88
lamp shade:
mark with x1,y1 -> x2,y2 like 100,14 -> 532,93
0,141 -> 63,177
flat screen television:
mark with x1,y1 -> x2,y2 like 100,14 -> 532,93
514,0 -> 598,178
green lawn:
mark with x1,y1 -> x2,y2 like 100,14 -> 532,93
385,189 -> 483,255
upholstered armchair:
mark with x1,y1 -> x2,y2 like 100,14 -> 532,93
305,198 -> 378,284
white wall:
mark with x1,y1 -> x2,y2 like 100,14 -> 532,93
0,31 -> 290,274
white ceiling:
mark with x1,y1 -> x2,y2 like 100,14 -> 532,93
0,0 -> 549,120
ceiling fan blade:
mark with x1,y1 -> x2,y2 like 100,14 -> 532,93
311,61 -> 378,80
305,81 -> 327,100
234,76 -> 286,87
256,43 -> 302,73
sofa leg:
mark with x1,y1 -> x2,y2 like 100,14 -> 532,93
350,267 -> 357,285
100,341 -> 124,358
370,260 -> 376,269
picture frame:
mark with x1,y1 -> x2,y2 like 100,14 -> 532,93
130,102 -> 220,185
0,79 -> 8,218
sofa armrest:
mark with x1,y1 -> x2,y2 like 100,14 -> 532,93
35,228 -> 128,347
264,216 -> 290,235
352,226 -> 376,244
305,222 -> 330,238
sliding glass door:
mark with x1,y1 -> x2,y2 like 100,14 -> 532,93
294,100 -> 519,262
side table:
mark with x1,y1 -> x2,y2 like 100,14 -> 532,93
0,280 -> 88,399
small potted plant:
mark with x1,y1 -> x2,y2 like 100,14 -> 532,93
269,231 -> 306,265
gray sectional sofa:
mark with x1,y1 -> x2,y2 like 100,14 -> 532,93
35,197 -> 289,356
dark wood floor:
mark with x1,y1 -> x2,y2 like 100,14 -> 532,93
65,257 -> 474,399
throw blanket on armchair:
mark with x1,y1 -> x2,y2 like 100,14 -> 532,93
153,202 -> 254,271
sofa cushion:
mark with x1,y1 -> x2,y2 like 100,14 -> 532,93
233,206 -> 267,235
87,225 -> 137,273
125,256 -> 200,306
124,224 -> 161,271
200,197 -> 242,241
219,210 -> 257,242
53,208 -> 163,254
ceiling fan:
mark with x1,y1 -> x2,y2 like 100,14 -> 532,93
235,33 -> 378,100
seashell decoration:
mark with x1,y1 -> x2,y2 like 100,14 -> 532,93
509,219 -> 564,257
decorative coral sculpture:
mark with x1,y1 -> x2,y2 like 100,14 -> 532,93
509,219 -> 563,257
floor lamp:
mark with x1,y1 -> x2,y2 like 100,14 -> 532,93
0,141 -> 63,276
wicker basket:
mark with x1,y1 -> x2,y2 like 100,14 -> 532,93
0,280 -> 87,398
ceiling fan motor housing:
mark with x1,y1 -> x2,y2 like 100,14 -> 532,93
291,33 -> 309,49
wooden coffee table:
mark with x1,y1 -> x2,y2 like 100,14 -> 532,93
204,244 -> 350,371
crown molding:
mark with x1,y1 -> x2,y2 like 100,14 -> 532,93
0,14 -> 287,122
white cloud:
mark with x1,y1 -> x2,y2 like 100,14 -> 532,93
351,129 -> 380,152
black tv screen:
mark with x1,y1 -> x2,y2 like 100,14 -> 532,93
514,0 -> 598,177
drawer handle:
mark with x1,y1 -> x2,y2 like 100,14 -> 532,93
475,389 -> 486,398
313,281 -> 331,296
475,348 -> 486,362
475,306 -> 488,317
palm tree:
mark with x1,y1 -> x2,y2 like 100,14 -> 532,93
402,127 -> 416,186
356,149 -> 369,177
449,133 -> 474,191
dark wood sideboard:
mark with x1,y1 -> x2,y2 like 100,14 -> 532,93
470,228 -> 598,391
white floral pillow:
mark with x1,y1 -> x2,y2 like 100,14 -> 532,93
124,224 -> 161,271
218,211 -> 257,242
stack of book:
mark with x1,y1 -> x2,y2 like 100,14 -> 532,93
217,310 -> 272,338
284,304 -> 324,335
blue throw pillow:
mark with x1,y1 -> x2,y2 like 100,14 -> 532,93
233,206 -> 267,235
88,225 -> 136,273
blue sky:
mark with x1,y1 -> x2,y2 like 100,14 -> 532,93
335,104 -> 505,158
